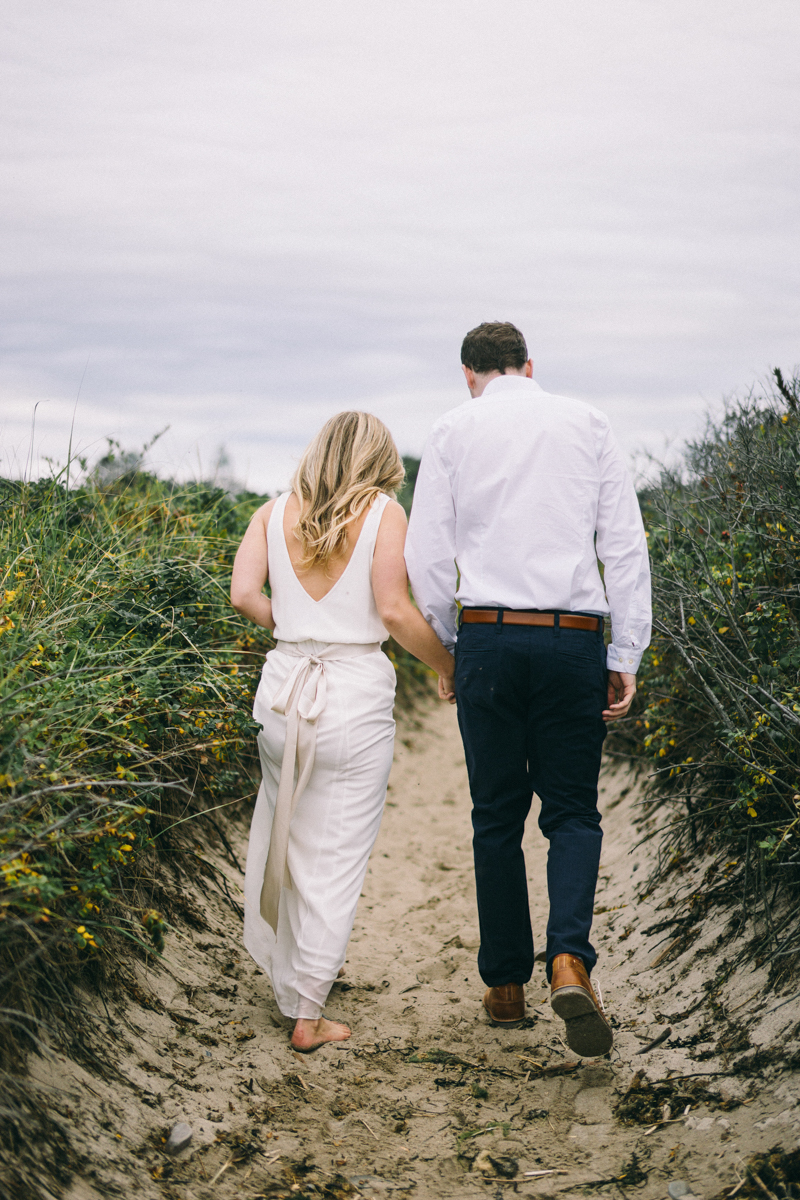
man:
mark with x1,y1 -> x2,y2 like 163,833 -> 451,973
405,322 -> 651,1057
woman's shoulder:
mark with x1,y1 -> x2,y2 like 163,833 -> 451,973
249,495 -> 280,528
377,495 -> 407,523
373,498 -> 407,551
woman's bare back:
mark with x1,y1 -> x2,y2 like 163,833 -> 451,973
282,493 -> 371,602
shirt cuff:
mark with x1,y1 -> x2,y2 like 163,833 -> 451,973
606,645 -> 642,674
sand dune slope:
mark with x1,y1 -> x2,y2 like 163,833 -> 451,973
27,702 -> 800,1200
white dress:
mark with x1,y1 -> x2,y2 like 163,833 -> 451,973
243,491 -> 397,1020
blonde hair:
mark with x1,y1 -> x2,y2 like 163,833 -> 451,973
292,411 -> 405,570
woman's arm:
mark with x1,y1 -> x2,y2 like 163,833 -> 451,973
230,500 -> 276,630
372,500 -> 456,702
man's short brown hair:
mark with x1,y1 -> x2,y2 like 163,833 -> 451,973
460,322 -> 528,375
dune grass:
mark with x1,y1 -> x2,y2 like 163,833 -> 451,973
0,471 -> 270,1061
0,465 -> 430,1071
614,369 -> 800,974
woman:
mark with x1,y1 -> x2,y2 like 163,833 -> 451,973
230,411 -> 455,1052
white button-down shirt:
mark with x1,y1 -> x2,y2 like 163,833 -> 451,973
404,375 -> 651,673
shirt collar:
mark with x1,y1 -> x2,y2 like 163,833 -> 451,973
480,375 -> 543,398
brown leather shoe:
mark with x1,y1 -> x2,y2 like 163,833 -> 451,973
483,984 -> 525,1027
550,954 -> 613,1057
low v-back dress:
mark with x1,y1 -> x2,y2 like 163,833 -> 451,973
243,491 -> 397,1020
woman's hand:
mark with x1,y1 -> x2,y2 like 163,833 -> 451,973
438,670 -> 456,704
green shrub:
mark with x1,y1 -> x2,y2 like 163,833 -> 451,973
620,369 -> 800,961
0,472 -> 272,1060
0,464 -> 434,1063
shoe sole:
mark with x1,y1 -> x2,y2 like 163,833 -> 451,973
551,986 -> 613,1057
482,999 -> 526,1028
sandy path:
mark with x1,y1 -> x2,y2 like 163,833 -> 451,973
37,702 -> 800,1200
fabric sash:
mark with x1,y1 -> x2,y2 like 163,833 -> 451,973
259,639 -> 381,933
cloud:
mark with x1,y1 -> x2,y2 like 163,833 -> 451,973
1,0 -> 799,489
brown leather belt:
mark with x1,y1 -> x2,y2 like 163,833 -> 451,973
461,609 -> 601,632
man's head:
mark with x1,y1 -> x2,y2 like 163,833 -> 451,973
460,321 -> 532,397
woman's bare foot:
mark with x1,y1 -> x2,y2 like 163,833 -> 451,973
290,1017 -> 351,1053
337,966 -> 346,978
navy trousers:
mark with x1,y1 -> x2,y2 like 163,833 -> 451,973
455,616 -> 607,984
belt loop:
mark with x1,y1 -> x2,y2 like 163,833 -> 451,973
496,608 -> 504,634
554,612 -> 560,638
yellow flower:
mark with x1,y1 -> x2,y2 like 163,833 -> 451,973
2,590 -> 17,602
747,807 -> 757,818
718,627 -> 729,634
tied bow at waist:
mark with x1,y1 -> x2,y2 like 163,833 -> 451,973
259,639 -> 380,933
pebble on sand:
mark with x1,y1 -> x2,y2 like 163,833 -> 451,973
668,1183 -> 695,1199
165,1122 -> 193,1155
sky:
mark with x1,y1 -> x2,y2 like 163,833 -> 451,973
1,1 -> 799,492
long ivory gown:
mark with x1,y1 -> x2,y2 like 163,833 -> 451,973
243,491 -> 396,1019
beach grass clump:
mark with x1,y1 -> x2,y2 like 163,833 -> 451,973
0,462 -> 433,1066
0,470 -> 272,1062
624,369 -> 800,964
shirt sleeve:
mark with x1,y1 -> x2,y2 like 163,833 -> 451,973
594,421 -> 652,674
404,431 -> 459,650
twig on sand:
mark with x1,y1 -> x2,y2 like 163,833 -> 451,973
643,1117 -> 686,1135
208,1155 -> 235,1186
751,1172 -> 780,1200
291,1070 -> 319,1089
524,1169 -> 569,1177
515,1054 -> 546,1069
359,1117 -> 379,1140
644,1101 -> 693,1134
634,1026 -> 672,1054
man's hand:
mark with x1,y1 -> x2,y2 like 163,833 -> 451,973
438,672 -> 456,704
603,671 -> 636,722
